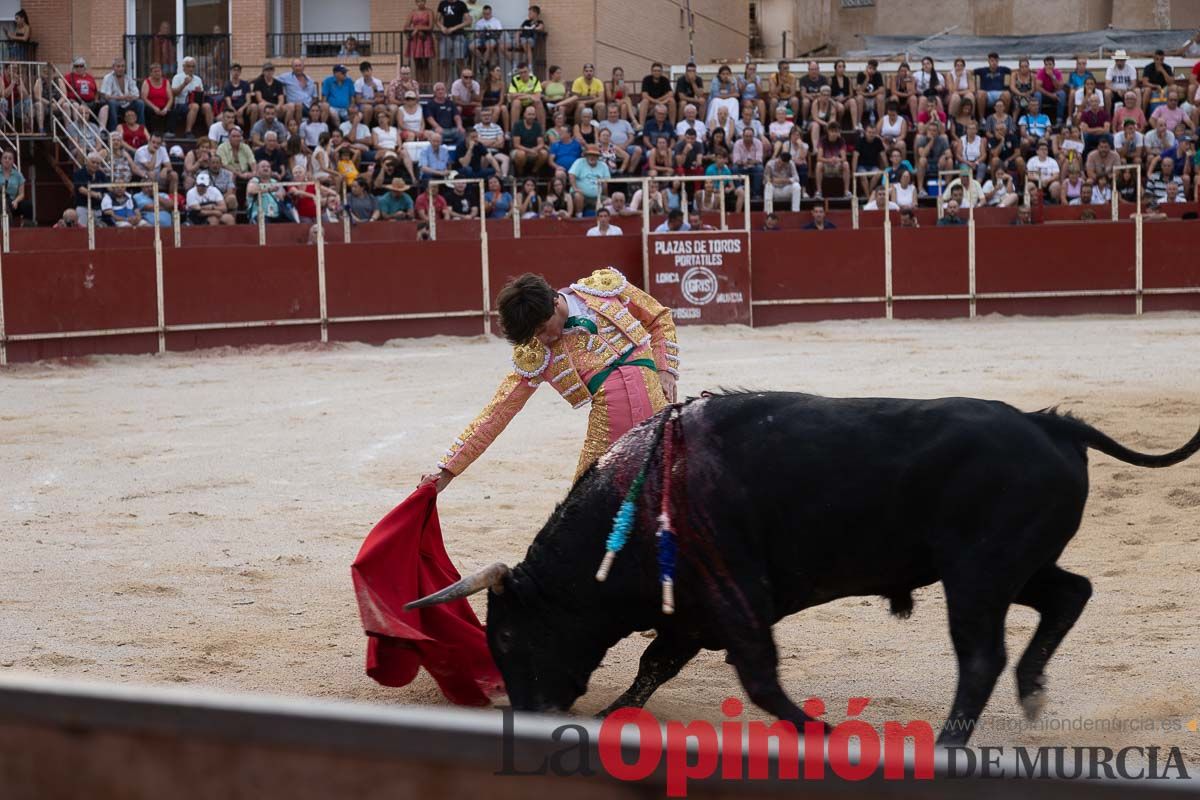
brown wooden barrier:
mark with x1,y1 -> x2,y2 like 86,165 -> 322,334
751,228 -> 886,324
3,220 -> 1199,364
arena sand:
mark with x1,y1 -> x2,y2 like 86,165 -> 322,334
2,314 -> 1199,760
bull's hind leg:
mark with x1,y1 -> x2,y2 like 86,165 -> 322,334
598,633 -> 701,717
1012,565 -> 1092,720
938,580 -> 1010,747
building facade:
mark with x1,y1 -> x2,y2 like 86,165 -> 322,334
19,0 -> 749,85
755,0 -> 1200,59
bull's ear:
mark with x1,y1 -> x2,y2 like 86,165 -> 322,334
404,562 -> 511,610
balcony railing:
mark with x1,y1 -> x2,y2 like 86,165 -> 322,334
124,34 -> 232,93
0,41 -> 37,61
265,29 -> 546,88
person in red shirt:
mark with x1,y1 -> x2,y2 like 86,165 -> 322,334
287,165 -> 320,222
63,57 -> 101,119
415,186 -> 449,220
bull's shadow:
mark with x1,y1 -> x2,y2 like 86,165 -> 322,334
409,391 -> 1200,746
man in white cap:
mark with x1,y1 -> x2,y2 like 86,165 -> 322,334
185,171 -> 234,225
1105,50 -> 1137,111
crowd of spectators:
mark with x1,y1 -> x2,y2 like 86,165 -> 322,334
21,15 -> 1200,229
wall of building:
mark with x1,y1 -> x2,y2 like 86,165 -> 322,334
769,0 -> 1192,57
594,0 -> 749,80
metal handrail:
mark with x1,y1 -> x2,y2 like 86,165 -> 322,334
264,29 -> 548,89
124,33 -> 231,93
48,63 -> 115,174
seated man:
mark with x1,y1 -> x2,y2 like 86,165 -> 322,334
450,67 -> 481,127
98,57 -> 143,131
445,179 -> 481,219
276,58 -> 324,126
250,103 -> 288,147
454,128 -> 500,180
568,145 -> 610,216
585,206 -> 622,236
570,63 -> 606,116
473,106 -> 510,177
598,103 -> 642,172
731,126 -> 765,200
321,64 -> 356,124
378,177 -> 415,220
424,82 -> 466,147
418,131 -> 453,184
763,150 -> 802,212
814,122 -> 851,199
937,198 -> 965,225
473,4 -> 503,66
222,63 -> 257,130
185,171 -> 234,225
254,130 -> 289,179
509,105 -> 548,175
202,153 -> 238,215
218,126 -> 257,182
863,184 -> 899,211
72,151 -> 110,222
171,56 -> 214,137
354,61 -> 386,122
507,63 -> 545,129
100,184 -> 147,227
639,63 -> 676,125
207,107 -> 239,144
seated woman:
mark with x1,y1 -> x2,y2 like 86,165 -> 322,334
372,108 -> 402,157
706,65 -> 740,130
608,67 -> 637,123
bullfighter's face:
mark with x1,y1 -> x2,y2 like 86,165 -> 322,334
533,294 -> 568,346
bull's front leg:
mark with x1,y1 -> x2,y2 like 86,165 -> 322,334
726,629 -> 831,734
597,633 -> 701,717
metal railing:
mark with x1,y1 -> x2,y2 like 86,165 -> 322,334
0,62 -> 49,144
124,34 -> 232,94
0,41 -> 37,61
265,29 -> 547,89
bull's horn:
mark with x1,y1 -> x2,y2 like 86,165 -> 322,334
404,562 -> 510,610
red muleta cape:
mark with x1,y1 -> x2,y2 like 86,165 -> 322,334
351,483 -> 505,705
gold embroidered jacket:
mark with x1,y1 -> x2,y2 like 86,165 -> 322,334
437,268 -> 680,475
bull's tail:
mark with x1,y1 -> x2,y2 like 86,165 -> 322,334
1033,409 -> 1200,468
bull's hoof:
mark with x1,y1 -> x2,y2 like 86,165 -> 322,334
596,701 -> 631,719
1021,688 -> 1048,722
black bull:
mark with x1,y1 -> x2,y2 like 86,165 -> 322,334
408,392 -> 1200,745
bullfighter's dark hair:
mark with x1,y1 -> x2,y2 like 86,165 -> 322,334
497,273 -> 556,344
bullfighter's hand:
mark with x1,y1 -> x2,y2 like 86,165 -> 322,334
418,468 -> 455,493
660,373 -> 677,403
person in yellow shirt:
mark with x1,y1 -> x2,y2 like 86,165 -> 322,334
508,61 -> 545,127
570,62 -> 606,116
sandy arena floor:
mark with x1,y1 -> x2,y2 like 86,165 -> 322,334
2,314 -> 1199,758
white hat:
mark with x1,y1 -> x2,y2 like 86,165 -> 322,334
169,145 -> 185,158
195,172 -> 212,187
1113,49 -> 1128,60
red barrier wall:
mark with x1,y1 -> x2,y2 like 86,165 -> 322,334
2,248 -> 160,361
751,228 -> 886,323
3,220 -> 1199,364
